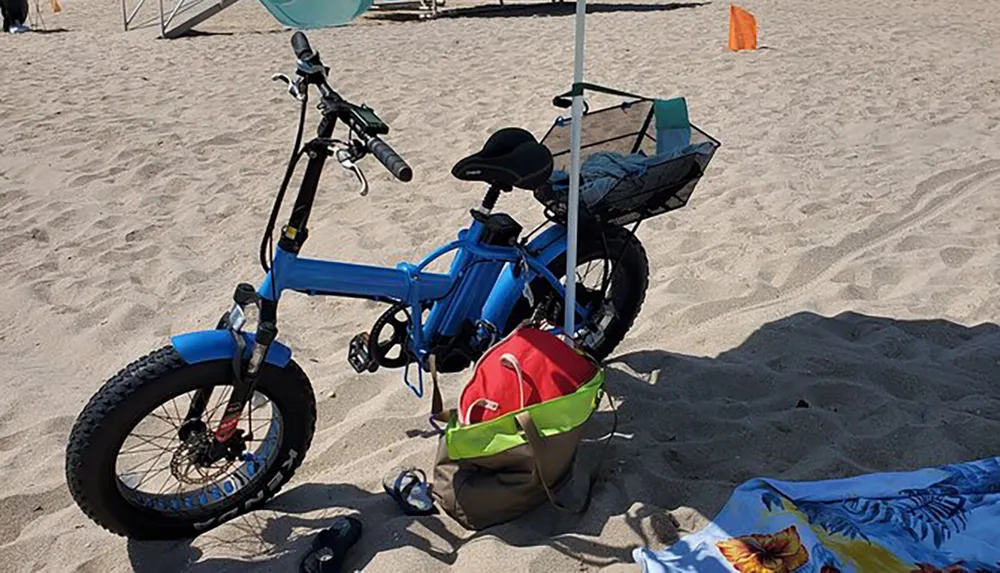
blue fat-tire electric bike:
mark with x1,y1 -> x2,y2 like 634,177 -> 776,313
65,33 -> 650,540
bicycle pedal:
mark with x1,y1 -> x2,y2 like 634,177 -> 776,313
348,332 -> 378,373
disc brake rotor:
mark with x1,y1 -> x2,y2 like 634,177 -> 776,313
169,433 -> 232,486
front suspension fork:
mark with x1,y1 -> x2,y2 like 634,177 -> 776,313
184,283 -> 278,464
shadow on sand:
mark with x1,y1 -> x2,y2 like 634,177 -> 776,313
127,310 -> 1000,571
19,27 -> 70,34
369,1 -> 709,22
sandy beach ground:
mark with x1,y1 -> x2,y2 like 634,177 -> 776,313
1,0 -> 999,570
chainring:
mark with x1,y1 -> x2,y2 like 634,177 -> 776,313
368,303 -> 411,368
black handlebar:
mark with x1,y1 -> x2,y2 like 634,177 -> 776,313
291,31 -> 315,62
367,137 -> 412,182
290,32 -> 411,183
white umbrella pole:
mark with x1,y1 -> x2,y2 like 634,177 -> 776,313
563,0 -> 587,337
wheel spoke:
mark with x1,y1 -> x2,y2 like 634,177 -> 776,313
157,404 -> 180,430
155,469 -> 177,495
248,395 -> 271,415
169,393 -> 187,424
118,446 -> 170,457
205,387 -> 232,424
111,380 -> 286,511
120,455 -> 163,478
128,429 -> 176,442
147,412 -> 178,428
580,259 -> 605,286
122,441 -> 173,478
135,463 -> 172,490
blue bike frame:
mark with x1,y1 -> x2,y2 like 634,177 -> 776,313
252,214 -> 583,396
169,72 -> 588,402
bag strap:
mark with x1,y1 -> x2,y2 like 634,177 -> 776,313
513,389 -> 618,515
428,355 -> 452,431
500,353 -> 528,410
462,398 -> 499,426
459,353 -> 529,425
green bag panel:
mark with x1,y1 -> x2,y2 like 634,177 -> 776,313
444,370 -> 605,461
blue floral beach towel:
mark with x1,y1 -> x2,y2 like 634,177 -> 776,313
633,457 -> 1000,573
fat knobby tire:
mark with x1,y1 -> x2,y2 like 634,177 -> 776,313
65,346 -> 316,539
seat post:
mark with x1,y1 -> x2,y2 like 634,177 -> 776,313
479,184 -> 504,214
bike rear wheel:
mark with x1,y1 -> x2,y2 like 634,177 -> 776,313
509,224 -> 649,360
65,347 -> 315,540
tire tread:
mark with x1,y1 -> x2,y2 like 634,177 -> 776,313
65,346 -> 315,539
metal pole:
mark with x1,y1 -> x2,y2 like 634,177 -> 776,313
164,0 -> 189,31
563,0 -> 586,337
158,0 -> 166,37
125,0 -> 149,30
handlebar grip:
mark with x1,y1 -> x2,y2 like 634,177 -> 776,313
291,31 -> 314,61
367,137 -> 412,182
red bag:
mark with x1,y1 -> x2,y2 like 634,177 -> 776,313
458,326 -> 598,425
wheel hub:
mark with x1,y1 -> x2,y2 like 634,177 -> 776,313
169,424 -> 246,485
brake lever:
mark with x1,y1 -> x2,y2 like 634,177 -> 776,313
271,73 -> 304,100
336,148 -> 369,196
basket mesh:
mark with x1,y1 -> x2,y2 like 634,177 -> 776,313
536,99 -> 719,226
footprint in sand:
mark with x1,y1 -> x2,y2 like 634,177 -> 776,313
124,224 -> 164,244
70,166 -> 128,187
939,245 -> 975,268
98,244 -> 162,265
678,160 -> 1000,330
0,487 -> 75,545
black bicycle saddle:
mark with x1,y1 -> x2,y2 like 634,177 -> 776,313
451,127 -> 554,191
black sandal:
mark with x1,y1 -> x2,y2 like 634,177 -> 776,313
382,468 -> 437,516
299,516 -> 364,573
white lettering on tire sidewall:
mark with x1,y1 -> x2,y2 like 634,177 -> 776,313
192,448 -> 298,532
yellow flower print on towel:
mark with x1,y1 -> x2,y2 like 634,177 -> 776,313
716,525 -> 810,573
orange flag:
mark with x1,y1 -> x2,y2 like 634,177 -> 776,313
729,4 -> 757,51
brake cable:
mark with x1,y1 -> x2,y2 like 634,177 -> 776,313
260,91 -> 310,273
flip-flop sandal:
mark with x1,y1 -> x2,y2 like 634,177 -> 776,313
382,468 -> 436,516
299,516 -> 363,573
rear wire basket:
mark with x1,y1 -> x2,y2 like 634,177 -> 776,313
536,99 -> 720,226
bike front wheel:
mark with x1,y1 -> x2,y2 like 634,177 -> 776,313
65,347 -> 316,540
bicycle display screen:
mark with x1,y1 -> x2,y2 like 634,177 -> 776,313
348,105 -> 389,136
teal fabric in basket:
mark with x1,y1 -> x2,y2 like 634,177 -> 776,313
654,97 -> 691,156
